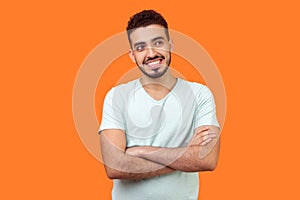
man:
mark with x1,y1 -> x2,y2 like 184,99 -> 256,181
99,10 -> 220,200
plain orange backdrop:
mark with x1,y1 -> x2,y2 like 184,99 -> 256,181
1,0 -> 300,199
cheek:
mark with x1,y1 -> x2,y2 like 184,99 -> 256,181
161,52 -> 170,60
135,54 -> 146,63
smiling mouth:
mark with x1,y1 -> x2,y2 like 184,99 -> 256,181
144,56 -> 164,69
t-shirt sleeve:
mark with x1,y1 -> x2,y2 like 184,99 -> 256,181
194,85 -> 219,128
98,88 -> 126,134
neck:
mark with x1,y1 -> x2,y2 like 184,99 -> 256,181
140,70 -> 177,91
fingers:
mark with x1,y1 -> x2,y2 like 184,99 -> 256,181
196,129 -> 216,137
200,136 -> 213,146
190,129 -> 217,146
198,132 -> 216,145
197,126 -> 210,133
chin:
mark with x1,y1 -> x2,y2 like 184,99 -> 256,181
141,66 -> 169,79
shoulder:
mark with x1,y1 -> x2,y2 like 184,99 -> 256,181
105,79 -> 140,98
179,79 -> 212,97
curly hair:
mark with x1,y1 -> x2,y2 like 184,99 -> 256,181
126,10 -> 170,47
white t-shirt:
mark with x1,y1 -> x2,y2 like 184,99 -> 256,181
99,78 -> 219,200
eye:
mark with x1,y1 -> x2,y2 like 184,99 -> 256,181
154,40 -> 164,46
135,45 -> 145,52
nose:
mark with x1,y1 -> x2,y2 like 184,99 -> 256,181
146,46 -> 156,57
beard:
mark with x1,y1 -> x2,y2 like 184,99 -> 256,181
137,53 -> 172,79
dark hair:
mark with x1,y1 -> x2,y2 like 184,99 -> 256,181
126,10 -> 170,47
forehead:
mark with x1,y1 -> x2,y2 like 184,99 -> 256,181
129,24 -> 168,44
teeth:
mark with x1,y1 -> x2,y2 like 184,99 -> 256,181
147,60 -> 160,66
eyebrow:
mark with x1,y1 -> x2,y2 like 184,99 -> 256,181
151,36 -> 165,42
133,41 -> 146,48
133,36 -> 165,48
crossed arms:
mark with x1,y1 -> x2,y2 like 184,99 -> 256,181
100,125 -> 220,180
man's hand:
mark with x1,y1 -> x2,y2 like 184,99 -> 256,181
189,126 -> 217,146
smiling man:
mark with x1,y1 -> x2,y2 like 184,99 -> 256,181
99,10 -> 220,200
129,25 -> 171,79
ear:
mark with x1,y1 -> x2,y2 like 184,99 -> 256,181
129,49 -> 136,63
169,39 -> 174,52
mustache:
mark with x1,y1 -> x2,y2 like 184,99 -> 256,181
143,55 -> 165,64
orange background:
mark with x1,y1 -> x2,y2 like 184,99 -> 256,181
1,0 -> 300,199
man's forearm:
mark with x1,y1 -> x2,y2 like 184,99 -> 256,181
126,139 -> 220,172
101,134 -> 174,180
104,151 -> 175,180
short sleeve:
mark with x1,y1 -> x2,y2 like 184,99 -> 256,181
193,85 -> 219,128
98,88 -> 126,133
